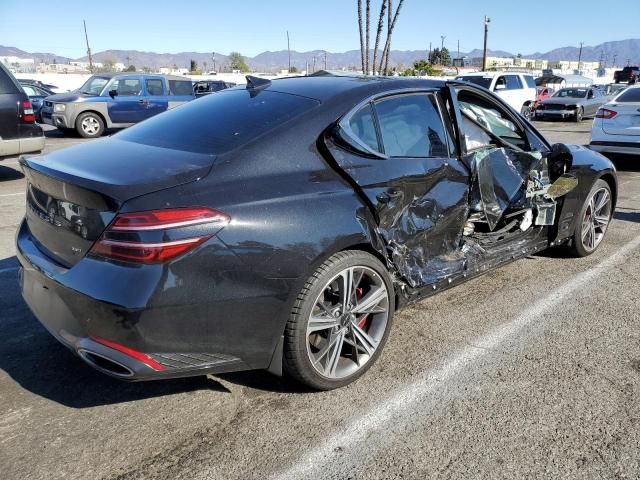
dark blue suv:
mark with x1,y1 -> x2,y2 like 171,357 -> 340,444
41,73 -> 195,138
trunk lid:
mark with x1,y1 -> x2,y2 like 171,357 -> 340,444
602,102 -> 640,136
21,137 -> 215,267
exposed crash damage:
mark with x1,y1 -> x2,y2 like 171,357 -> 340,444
327,84 -> 581,296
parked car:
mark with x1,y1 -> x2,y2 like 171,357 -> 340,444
455,71 -> 537,119
18,78 -> 60,92
613,66 -> 640,84
40,73 -> 195,138
595,83 -> 628,98
193,80 -> 236,98
17,75 -> 616,390
19,81 -> 55,123
535,87 -> 607,122
590,86 -> 640,155
0,63 -> 45,158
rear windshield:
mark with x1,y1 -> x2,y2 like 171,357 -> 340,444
117,89 -> 320,154
456,76 -> 492,89
615,88 -> 640,103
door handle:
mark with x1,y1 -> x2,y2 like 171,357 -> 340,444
138,99 -> 149,104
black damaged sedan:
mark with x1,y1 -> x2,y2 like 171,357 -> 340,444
17,74 -> 617,390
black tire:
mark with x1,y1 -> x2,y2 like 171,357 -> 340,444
520,104 -> 532,120
75,112 -> 105,138
574,107 -> 584,123
569,179 -> 613,257
283,250 -> 395,390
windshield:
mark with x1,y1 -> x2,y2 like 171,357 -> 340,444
79,76 -> 109,95
553,88 -> 587,99
456,76 -> 492,89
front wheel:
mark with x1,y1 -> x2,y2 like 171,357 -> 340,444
520,104 -> 532,120
570,179 -> 613,257
75,112 -> 104,138
283,251 -> 395,390
574,107 -> 584,123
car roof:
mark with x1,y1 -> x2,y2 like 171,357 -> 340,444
90,72 -> 189,81
260,74 -> 445,102
457,71 -> 528,77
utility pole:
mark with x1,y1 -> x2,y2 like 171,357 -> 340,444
286,31 -> 291,73
83,19 -> 93,73
577,42 -> 584,72
428,41 -> 432,65
612,54 -> 617,68
457,39 -> 460,65
482,16 -> 490,71
211,53 -> 216,73
324,51 -> 327,70
312,55 -> 317,73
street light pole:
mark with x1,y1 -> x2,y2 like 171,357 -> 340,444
577,41 -> 584,72
482,16 -> 490,71
287,31 -> 291,73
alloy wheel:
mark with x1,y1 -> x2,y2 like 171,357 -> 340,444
306,266 -> 389,379
81,116 -> 100,135
581,187 -> 612,252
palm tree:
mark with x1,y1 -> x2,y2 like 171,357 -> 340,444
358,0 -> 365,73
372,0 -> 387,75
380,0 -> 405,74
364,0 -> 371,74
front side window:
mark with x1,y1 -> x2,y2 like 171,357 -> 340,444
110,78 -> 141,96
145,79 -> 164,96
505,75 -> 523,90
80,76 -> 109,95
457,90 -> 528,151
374,94 -> 448,158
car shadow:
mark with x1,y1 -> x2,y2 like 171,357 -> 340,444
216,370 -> 317,395
613,209 -> 640,224
609,155 -> 640,172
0,261 -> 230,408
0,164 -> 25,181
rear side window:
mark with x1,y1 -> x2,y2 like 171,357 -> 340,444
0,65 -> 19,94
22,85 -> 37,96
523,76 -> 536,88
615,88 -> 640,103
146,79 -> 164,96
169,80 -> 193,96
374,94 -> 448,158
111,78 -> 141,96
348,105 -> 379,152
117,89 -> 320,154
505,75 -> 523,90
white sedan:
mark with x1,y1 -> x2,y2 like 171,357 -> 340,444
590,86 -> 640,155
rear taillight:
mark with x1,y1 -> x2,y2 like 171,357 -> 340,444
90,207 -> 229,264
595,108 -> 617,119
20,100 -> 35,123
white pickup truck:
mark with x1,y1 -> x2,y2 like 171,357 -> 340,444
455,71 -> 538,119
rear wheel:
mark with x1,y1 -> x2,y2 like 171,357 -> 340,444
76,112 -> 104,138
574,107 -> 584,123
283,251 -> 394,390
570,179 -> 612,257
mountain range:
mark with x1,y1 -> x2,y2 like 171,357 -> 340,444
2,38 -> 639,72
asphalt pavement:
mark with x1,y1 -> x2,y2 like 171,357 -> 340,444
1,121 -> 639,480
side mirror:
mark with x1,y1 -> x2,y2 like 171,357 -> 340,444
108,89 -> 118,98
494,84 -> 506,91
548,143 -> 573,180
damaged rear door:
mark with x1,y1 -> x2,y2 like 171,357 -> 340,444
325,90 -> 470,287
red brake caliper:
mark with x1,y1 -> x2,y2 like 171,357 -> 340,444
355,287 -> 369,329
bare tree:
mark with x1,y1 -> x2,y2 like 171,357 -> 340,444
364,0 -> 370,73
372,0 -> 387,75
358,0 -> 365,73
380,0 -> 405,74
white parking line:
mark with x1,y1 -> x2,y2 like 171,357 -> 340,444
272,235 -> 640,480
0,192 -> 23,197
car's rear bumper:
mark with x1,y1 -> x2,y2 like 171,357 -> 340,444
0,132 -> 44,158
15,219 -> 282,381
590,140 -> 640,155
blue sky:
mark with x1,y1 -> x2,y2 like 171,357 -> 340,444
1,0 -> 638,58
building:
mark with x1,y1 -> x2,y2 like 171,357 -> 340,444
1,56 -> 36,73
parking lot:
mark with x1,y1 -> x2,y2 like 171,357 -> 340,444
1,121 -> 639,479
